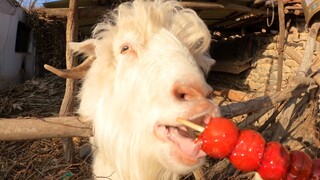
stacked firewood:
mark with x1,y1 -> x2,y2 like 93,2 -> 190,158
26,10 -> 67,76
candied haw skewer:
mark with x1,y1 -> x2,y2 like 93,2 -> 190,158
229,129 -> 266,172
286,151 -> 313,180
311,158 -> 320,179
257,141 -> 291,179
177,117 -> 317,180
195,117 -> 239,158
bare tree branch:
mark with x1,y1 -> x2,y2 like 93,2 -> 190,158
0,117 -> 92,141
220,82 -> 317,118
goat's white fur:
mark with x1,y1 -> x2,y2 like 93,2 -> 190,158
72,0 -> 217,179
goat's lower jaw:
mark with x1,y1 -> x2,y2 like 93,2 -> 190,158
154,125 -> 206,166
171,140 -> 205,165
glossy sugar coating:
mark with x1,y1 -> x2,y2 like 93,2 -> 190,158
196,117 -> 319,179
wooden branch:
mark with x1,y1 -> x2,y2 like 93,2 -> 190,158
182,2 -> 268,15
220,83 -> 318,118
193,168 -> 206,180
42,1 -> 268,20
271,90 -> 312,142
42,8 -> 68,19
277,0 -> 285,90
212,87 -> 254,102
42,7 -> 107,19
223,3 -> 268,15
205,159 -> 230,178
0,117 -> 92,141
285,46 -> 320,85
283,97 -> 317,150
258,101 -> 286,133
298,22 -> 320,75
180,1 -> 224,10
310,58 -> 320,85
284,46 -> 302,63
237,106 -> 273,129
60,0 -> 79,163
271,96 -> 299,141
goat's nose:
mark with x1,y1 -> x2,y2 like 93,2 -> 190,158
173,82 -> 211,101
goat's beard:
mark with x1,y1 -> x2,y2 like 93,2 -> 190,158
91,91 -> 205,180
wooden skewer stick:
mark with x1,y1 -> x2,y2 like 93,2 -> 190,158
176,117 -> 205,133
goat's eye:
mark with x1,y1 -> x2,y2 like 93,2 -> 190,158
120,45 -> 130,54
119,43 -> 137,58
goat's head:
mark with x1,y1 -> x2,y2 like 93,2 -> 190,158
45,0 -> 221,179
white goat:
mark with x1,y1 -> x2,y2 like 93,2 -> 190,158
45,0 -> 221,179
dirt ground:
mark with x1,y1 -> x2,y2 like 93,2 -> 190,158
0,75 -> 92,180
0,73 -> 319,179
0,74 -> 254,180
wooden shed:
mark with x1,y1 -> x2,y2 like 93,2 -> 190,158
40,0 -> 309,75
0,0 -> 37,89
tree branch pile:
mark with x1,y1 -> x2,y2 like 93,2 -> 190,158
26,10 -> 67,75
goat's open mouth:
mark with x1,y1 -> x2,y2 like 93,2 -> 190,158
154,113 -> 212,165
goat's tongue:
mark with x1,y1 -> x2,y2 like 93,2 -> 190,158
168,127 -> 206,158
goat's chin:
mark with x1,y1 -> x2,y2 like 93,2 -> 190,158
156,142 -> 205,174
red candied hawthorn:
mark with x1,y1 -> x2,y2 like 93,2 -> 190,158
257,142 -> 291,180
196,117 -> 239,159
286,151 -> 313,180
178,117 -> 320,180
311,158 -> 320,179
229,129 -> 266,172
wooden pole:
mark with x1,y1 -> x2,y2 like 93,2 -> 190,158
0,117 -> 92,141
298,22 -> 320,75
276,0 -> 285,91
60,0 -> 79,163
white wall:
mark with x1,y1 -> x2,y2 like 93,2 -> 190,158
0,0 -> 36,90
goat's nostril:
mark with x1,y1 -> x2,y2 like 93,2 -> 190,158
175,90 -> 189,101
173,84 -> 201,101
178,93 -> 193,101
179,93 -> 187,100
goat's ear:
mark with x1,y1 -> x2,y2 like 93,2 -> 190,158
68,39 -> 96,57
